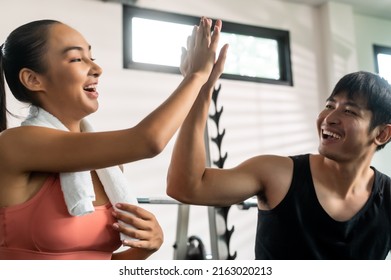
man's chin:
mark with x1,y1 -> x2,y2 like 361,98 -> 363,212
318,147 -> 340,161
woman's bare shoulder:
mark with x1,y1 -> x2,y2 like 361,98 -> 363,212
0,126 -> 55,170
0,125 -> 45,139
0,127 -> 29,168
0,126 -> 24,150
0,126 -> 42,152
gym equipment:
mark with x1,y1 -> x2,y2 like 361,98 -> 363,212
138,85 -> 257,259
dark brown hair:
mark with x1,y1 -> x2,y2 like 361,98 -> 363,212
0,19 -> 60,132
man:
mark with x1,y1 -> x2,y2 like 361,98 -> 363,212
167,70 -> 391,259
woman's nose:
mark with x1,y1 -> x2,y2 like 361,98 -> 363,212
89,60 -> 103,78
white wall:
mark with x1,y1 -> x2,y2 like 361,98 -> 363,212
353,14 -> 391,260
1,0 -> 389,260
354,14 -> 391,177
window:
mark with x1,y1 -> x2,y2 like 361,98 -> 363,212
374,44 -> 391,83
123,6 -> 293,86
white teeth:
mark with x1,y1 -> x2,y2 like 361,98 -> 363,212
83,84 -> 96,91
323,130 -> 341,139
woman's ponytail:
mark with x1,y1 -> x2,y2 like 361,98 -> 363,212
0,20 -> 60,132
0,44 -> 7,132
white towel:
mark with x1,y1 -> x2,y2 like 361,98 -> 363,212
22,106 -> 138,240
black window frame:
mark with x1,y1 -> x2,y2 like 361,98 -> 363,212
123,5 -> 293,86
374,44 -> 391,75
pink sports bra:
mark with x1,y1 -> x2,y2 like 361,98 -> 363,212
0,175 -> 122,260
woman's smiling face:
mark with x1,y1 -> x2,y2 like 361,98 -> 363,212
37,23 -> 103,124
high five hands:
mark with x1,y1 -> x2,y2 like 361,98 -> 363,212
180,17 -> 229,88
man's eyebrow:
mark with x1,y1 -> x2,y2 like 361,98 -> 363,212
344,101 -> 363,109
326,97 -> 363,109
62,45 -> 91,54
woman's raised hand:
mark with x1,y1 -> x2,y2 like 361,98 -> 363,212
180,17 -> 223,83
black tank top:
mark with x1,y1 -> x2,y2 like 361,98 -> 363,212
255,154 -> 391,259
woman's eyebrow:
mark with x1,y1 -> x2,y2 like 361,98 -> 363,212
62,45 -> 91,54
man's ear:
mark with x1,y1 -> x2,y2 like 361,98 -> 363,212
19,68 -> 45,92
375,124 -> 391,146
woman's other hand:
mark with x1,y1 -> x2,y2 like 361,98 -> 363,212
112,203 -> 163,259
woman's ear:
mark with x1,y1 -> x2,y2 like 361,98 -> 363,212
19,68 -> 45,92
375,124 -> 391,146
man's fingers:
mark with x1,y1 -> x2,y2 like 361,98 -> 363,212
180,46 -> 188,76
215,43 -> 229,72
205,43 -> 229,87
210,19 -> 222,52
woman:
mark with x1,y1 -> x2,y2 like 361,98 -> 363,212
0,17 -> 227,259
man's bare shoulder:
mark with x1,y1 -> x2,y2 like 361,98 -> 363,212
247,155 -> 294,209
243,154 -> 293,172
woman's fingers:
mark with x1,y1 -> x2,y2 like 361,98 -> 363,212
181,17 -> 226,82
180,46 -> 188,76
112,203 -> 164,250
